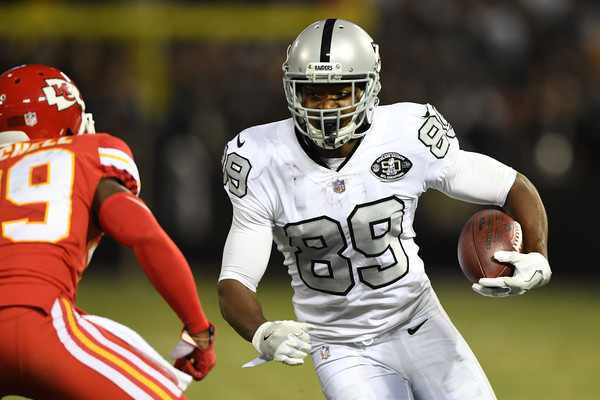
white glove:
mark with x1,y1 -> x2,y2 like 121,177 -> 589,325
252,320 -> 315,366
473,251 -> 551,297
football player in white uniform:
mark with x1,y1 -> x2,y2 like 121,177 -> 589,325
219,19 -> 551,399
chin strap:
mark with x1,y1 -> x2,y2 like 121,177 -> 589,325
79,112 -> 96,134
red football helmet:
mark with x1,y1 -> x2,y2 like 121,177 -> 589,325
0,64 -> 95,140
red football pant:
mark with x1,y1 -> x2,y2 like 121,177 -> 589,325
0,299 -> 188,400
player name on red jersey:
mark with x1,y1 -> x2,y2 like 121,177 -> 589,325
0,137 -> 73,161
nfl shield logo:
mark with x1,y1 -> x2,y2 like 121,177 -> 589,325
24,112 -> 37,127
320,345 -> 331,360
332,179 -> 345,193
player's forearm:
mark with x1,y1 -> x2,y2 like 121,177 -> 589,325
133,236 -> 210,334
218,278 -> 267,342
98,191 -> 209,333
503,173 -> 548,258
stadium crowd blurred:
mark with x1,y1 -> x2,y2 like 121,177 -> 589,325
1,0 -> 597,279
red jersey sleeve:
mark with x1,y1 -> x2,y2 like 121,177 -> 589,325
95,134 -> 141,196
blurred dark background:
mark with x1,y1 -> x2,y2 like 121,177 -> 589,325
1,0 -> 596,282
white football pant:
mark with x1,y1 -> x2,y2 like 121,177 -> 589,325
309,304 -> 496,400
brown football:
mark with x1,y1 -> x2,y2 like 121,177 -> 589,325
457,209 -> 523,283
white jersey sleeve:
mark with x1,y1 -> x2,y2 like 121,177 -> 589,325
219,207 -> 273,292
432,150 -> 516,206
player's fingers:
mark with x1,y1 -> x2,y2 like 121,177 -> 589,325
274,344 -> 308,364
493,250 -> 520,263
286,336 -> 311,352
472,283 -> 510,297
474,288 -> 507,297
177,359 -> 206,380
282,347 -> 308,359
274,354 -> 305,366
471,284 -> 489,296
290,331 -> 310,343
500,277 -> 525,289
478,277 -> 508,288
298,323 -> 316,332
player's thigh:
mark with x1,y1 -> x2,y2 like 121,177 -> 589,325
0,306 -> 25,396
310,342 -> 413,400
397,309 -> 496,400
0,303 -> 187,400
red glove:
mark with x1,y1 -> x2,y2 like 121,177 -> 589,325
171,324 -> 216,381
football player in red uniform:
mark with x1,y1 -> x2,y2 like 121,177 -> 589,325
0,64 -> 215,399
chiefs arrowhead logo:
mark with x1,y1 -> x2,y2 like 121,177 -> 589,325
41,78 -> 81,111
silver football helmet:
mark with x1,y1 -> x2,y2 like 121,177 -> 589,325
282,19 -> 381,150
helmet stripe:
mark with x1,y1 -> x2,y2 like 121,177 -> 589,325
320,19 -> 337,62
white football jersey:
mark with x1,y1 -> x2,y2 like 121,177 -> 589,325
222,102 -> 507,343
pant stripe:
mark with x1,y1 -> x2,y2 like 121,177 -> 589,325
52,299 -> 180,400
76,313 -> 183,395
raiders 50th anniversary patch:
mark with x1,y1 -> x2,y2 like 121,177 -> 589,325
370,152 -> 412,181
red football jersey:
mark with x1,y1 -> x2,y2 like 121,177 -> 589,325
0,133 -> 140,312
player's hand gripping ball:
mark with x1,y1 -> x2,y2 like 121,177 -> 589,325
457,209 -> 523,283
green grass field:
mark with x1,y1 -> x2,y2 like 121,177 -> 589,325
5,267 -> 599,400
